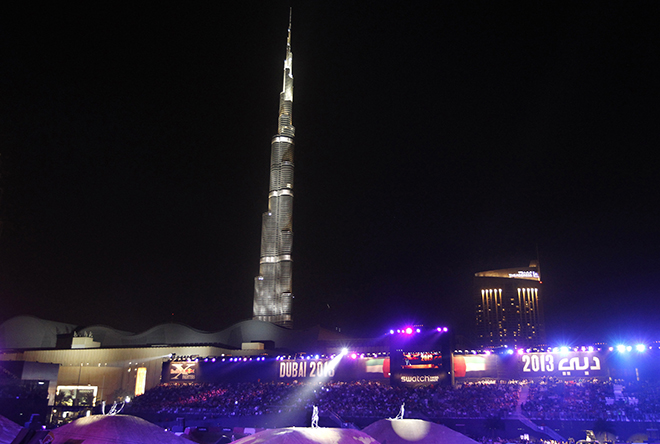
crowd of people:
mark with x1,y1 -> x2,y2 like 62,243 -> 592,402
521,379 -> 613,421
619,381 -> 660,421
128,378 -> 660,422
521,379 -> 660,422
128,380 -> 519,419
313,380 -> 519,418
128,381 -> 308,416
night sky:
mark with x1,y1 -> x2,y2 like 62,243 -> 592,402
1,3 -> 658,345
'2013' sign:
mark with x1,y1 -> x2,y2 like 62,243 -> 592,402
279,360 -> 335,379
521,353 -> 602,374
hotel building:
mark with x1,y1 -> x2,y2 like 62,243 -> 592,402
475,261 -> 545,348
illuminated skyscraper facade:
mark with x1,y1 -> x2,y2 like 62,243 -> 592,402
253,14 -> 295,328
475,261 -> 545,348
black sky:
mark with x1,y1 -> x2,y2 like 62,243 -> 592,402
0,3 -> 658,345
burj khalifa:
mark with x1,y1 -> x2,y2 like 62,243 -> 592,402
253,12 -> 295,328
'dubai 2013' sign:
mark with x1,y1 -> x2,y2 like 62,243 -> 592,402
278,359 -> 335,379
520,352 -> 605,377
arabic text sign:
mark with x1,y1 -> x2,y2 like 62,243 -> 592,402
520,352 -> 605,377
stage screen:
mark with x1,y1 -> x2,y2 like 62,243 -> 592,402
389,329 -> 451,387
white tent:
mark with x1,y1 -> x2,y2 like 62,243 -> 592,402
0,415 -> 22,444
362,419 -> 479,444
233,427 -> 381,444
43,415 -> 189,444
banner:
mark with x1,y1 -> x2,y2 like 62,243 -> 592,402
453,351 -> 610,381
162,356 -> 389,384
169,362 -> 197,381
518,352 -> 606,378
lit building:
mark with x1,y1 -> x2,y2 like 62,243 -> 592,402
0,315 -> 345,417
474,261 -> 545,348
253,12 -> 295,328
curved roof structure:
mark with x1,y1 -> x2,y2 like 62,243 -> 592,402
233,427 -> 380,444
0,316 -> 76,349
44,414 -> 188,444
362,419 -> 479,444
0,316 -> 345,352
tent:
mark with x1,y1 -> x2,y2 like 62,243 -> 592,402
232,427 -> 380,444
42,414 -> 189,444
0,415 -> 22,444
362,419 -> 479,444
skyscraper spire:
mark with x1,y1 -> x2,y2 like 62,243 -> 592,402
287,8 -> 292,47
282,8 -> 293,103
253,12 -> 296,328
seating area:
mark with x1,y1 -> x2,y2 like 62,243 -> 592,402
128,378 -> 660,422
128,380 -> 519,418
521,379 -> 660,421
